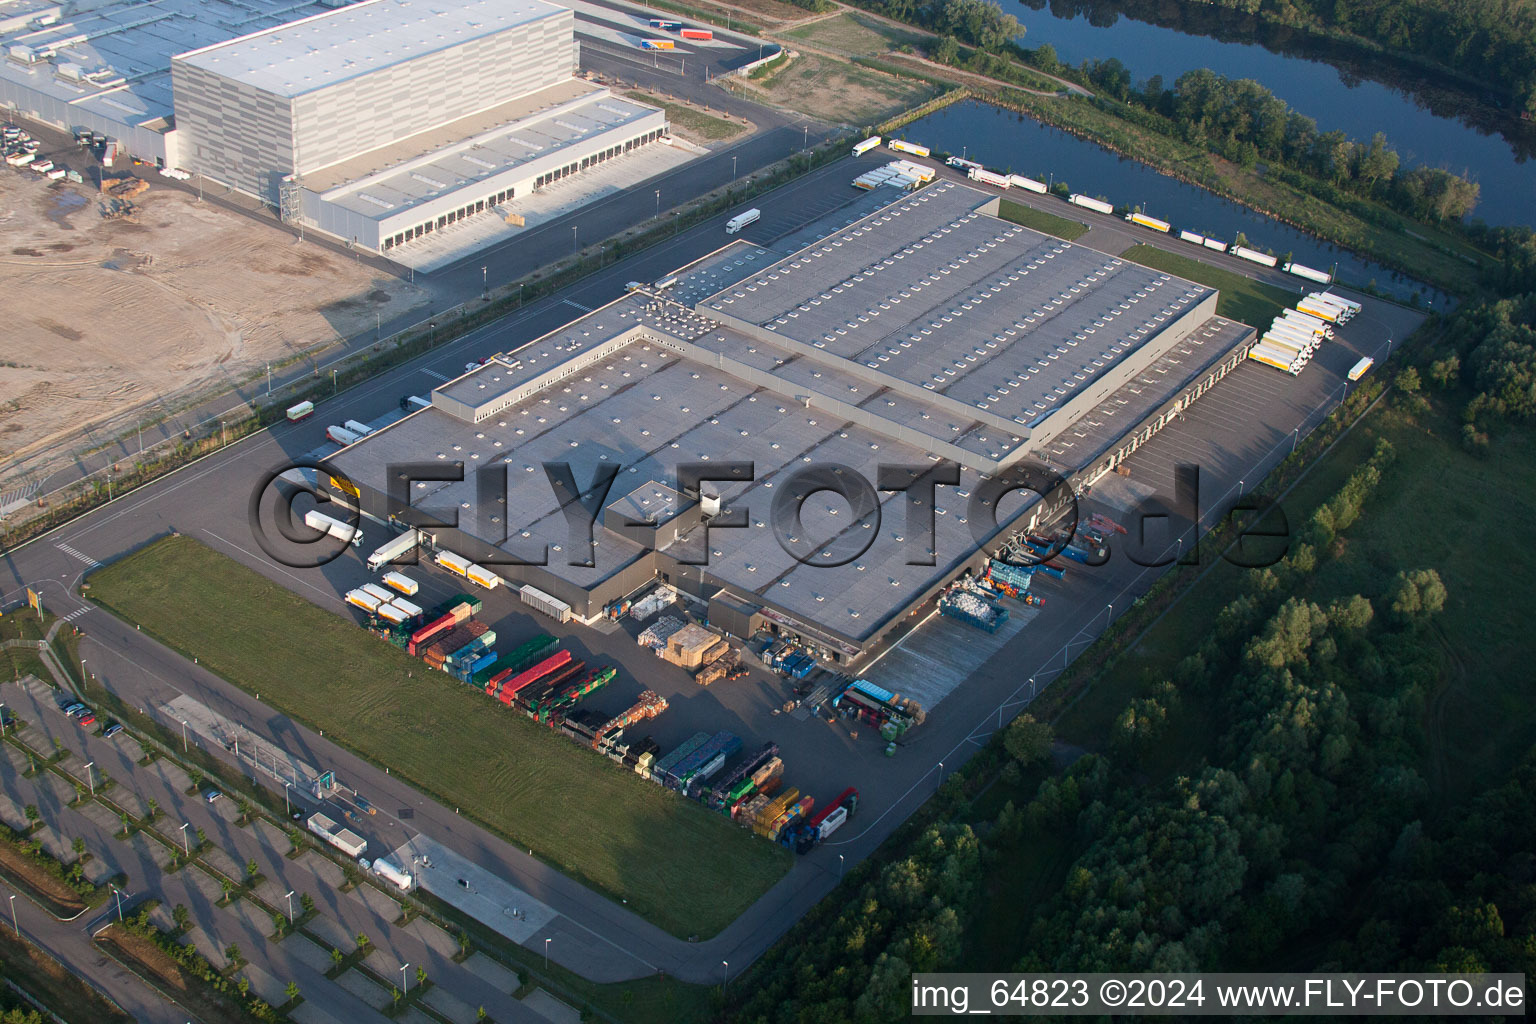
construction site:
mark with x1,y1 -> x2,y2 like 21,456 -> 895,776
0,167 -> 430,500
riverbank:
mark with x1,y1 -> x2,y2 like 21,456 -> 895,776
766,6 -> 1493,296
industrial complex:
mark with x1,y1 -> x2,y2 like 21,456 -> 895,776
325,181 -> 1257,662
1,0 -> 671,254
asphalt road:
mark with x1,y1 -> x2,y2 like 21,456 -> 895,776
0,157 -> 1426,989
2,678 -> 574,1023
7,64 -> 834,506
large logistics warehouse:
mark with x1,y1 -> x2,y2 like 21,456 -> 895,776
325,182 -> 1257,663
1,0 -> 668,254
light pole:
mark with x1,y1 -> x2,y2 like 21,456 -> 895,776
936,761 -> 944,792
571,225 -> 578,254
284,782 -> 292,817
400,962 -> 409,995
285,890 -> 295,924
1291,426 -> 1300,454
111,885 -> 124,922
0,702 -> 7,736
802,124 -> 808,152
732,155 -> 737,180
84,762 -> 94,797
481,265 -> 487,300
8,894 -> 15,934
220,420 -> 225,446
376,310 -> 381,338
80,657 -> 86,681
654,189 -> 660,218
722,960 -> 729,993
266,363 -> 272,395
544,937 -> 551,969
179,823 -> 190,856
838,853 -> 844,879
181,720 -> 189,752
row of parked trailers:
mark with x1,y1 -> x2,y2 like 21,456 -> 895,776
633,727 -> 860,851
1247,292 -> 1362,376
925,146 -> 1338,286
853,159 -> 934,191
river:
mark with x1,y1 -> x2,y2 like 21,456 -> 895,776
1006,0 -> 1535,229
903,100 -> 1447,305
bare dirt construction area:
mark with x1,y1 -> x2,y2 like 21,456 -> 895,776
0,171 -> 429,485
723,51 -> 938,126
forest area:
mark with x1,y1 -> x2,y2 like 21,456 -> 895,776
1018,0 -> 1536,115
724,245 -> 1536,1021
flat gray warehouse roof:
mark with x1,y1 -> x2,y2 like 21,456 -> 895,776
328,182 -> 1245,642
0,0 -> 335,127
176,0 -> 567,98
700,182 -> 1209,434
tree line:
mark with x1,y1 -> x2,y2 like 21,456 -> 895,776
1068,62 -> 1482,223
725,397 -> 1535,1018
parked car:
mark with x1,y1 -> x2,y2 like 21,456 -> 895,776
203,789 -> 223,804
61,701 -> 85,717
77,712 -> 96,728
102,722 -> 123,738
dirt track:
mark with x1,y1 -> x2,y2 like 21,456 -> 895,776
0,172 -> 430,480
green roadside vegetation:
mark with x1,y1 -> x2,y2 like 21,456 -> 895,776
767,0 -> 1495,297
727,275 -> 1536,1016
995,197 -> 1087,242
87,535 -> 791,939
624,91 -> 747,143
0,924 -> 133,1024
1119,243 -> 1296,326
97,912 -> 277,1024
983,87 -> 1485,296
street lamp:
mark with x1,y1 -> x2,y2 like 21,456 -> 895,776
936,761 -> 944,792
266,363 -> 272,395
838,853 -> 844,879
400,962 -> 409,995
179,823 -> 190,856
8,894 -> 15,934
84,762 -> 94,797
481,265 -> 487,300
722,960 -> 729,993
285,890 -> 295,924
571,225 -> 578,254
111,885 -> 124,922
654,189 -> 660,218
544,937 -> 551,969
284,782 -> 292,817
181,720 -> 189,752
732,155 -> 737,180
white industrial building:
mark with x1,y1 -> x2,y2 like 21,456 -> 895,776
2,0 -> 668,254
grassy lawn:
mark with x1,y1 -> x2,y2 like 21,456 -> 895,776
1119,243 -> 1297,327
997,198 -> 1088,242
87,536 -> 791,939
782,12 -> 927,55
1049,396 -> 1536,800
625,91 -> 747,143
727,52 -> 938,125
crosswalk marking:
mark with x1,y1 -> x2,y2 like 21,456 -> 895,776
0,481 -> 40,516
55,542 -> 102,569
421,368 -> 449,381
563,298 -> 592,313
60,607 -> 91,623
